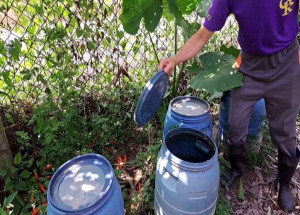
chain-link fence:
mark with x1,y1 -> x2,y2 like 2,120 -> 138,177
0,0 -> 180,108
0,1 -> 240,213
0,0 -> 239,109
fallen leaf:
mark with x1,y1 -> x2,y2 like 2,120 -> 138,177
133,169 -> 143,186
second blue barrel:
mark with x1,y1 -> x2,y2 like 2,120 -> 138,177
218,90 -> 266,148
47,154 -> 124,215
164,96 -> 212,138
155,128 -> 219,215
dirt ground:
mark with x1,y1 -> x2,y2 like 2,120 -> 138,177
223,157 -> 300,215
218,120 -> 300,215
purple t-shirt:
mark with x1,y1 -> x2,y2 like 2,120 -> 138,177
203,0 -> 299,55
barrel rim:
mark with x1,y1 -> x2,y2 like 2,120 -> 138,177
47,153 -> 114,213
169,96 -> 210,118
163,128 -> 218,171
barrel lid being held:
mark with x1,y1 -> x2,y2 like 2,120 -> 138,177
134,70 -> 169,127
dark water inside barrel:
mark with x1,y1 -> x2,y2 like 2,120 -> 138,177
165,134 -> 215,163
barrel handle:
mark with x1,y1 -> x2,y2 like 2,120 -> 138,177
160,167 -> 178,192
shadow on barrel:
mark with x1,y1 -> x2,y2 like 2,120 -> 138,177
155,128 -> 220,215
47,154 -> 124,214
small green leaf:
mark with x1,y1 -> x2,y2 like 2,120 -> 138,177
126,112 -> 131,118
34,4 -> 43,15
27,24 -> 37,35
0,169 -> 8,177
2,71 -> 12,88
0,39 -> 6,55
16,131 -> 30,140
20,170 -> 30,179
87,41 -> 95,50
133,45 -> 139,55
9,39 -> 21,62
5,113 -> 14,123
237,179 -> 245,200
10,167 -> 18,173
15,180 -> 27,191
4,180 -> 14,191
117,30 -> 124,39
20,70 -> 28,74
14,152 -> 22,165
37,74 -> 46,84
23,74 -> 32,80
121,41 -> 127,49
3,191 -> 18,207
45,133 -> 54,144
76,28 -> 83,37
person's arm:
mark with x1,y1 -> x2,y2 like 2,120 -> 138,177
159,26 -> 214,75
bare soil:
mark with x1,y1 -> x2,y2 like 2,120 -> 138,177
218,120 -> 300,215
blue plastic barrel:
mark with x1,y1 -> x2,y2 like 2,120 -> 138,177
164,96 -> 212,138
218,90 -> 266,147
47,154 -> 124,215
155,128 -> 220,215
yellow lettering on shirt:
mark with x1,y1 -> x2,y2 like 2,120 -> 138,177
279,0 -> 294,16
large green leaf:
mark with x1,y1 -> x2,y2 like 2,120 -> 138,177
162,0 -> 174,21
177,0 -> 199,15
197,0 -> 211,18
188,52 -> 243,93
220,45 -> 240,58
120,0 -> 163,35
163,0 -> 200,21
166,0 -> 197,40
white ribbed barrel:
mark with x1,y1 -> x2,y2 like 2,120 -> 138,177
155,128 -> 220,215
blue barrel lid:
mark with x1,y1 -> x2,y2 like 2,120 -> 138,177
134,70 -> 169,126
47,154 -> 113,213
170,96 -> 209,117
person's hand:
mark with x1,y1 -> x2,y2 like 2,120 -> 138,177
159,57 -> 177,76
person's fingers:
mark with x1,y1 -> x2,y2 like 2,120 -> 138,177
164,64 -> 174,76
159,58 -> 175,76
159,58 -> 169,70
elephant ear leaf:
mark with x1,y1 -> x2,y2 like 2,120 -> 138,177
197,0 -> 212,17
188,52 -> 243,93
177,0 -> 199,15
220,45 -> 240,58
120,0 -> 163,35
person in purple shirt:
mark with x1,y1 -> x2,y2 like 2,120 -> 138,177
160,0 -> 300,212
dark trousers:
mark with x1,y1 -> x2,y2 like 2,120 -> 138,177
227,39 -> 300,166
